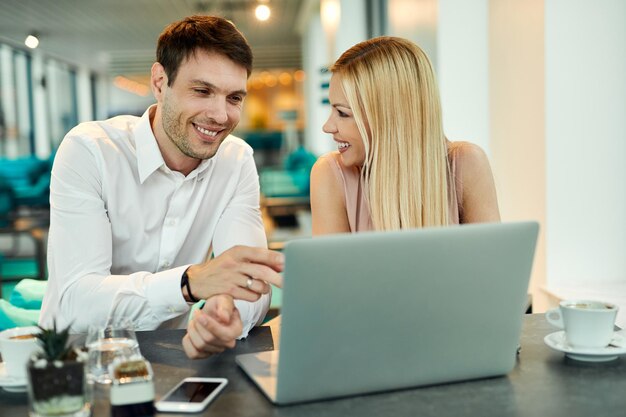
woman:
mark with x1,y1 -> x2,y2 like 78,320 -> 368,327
310,37 -> 500,234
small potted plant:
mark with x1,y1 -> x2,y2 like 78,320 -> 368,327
27,322 -> 90,417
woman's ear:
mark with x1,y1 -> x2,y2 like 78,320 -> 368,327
151,62 -> 168,100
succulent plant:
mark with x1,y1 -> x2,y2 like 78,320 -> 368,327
35,322 -> 76,362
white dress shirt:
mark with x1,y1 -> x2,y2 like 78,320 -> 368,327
40,105 -> 269,335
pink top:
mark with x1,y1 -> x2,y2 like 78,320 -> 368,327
321,146 -> 463,232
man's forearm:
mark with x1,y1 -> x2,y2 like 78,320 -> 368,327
41,267 -> 191,332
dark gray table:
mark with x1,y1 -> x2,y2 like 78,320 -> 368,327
2,314 -> 625,416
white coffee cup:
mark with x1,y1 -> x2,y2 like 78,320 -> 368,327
546,300 -> 618,349
0,326 -> 42,380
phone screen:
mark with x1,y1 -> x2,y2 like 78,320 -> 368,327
165,381 -> 223,403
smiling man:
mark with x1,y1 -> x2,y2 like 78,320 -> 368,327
40,16 -> 284,359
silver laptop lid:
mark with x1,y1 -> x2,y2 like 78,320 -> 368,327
273,221 -> 538,404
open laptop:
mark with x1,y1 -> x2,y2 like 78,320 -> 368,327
236,221 -> 539,404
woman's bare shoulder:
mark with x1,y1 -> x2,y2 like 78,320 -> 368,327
448,141 -> 491,174
448,140 -> 500,223
310,152 -> 351,234
448,140 -> 488,159
311,151 -> 347,201
311,152 -> 341,182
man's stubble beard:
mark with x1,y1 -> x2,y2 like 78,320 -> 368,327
161,97 -> 232,161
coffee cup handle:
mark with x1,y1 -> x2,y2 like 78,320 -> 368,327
546,308 -> 564,329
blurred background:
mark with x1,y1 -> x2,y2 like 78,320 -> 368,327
0,0 -> 624,326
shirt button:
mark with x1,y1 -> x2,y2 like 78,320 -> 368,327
162,261 -> 170,268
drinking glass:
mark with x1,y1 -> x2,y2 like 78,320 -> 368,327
85,319 -> 141,384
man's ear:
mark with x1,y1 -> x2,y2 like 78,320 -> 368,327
151,62 -> 168,100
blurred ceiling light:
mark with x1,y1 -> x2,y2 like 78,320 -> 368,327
250,78 -> 264,90
321,0 -> 340,28
255,4 -> 271,21
389,0 -> 436,30
25,34 -> 40,49
264,73 -> 277,87
294,70 -> 306,82
113,76 -> 150,97
320,0 -> 340,63
279,72 -> 292,86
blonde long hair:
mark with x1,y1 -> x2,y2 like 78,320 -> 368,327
331,37 -> 450,230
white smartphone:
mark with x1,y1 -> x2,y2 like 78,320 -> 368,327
155,377 -> 228,413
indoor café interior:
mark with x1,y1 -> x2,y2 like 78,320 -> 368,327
0,1 -> 624,416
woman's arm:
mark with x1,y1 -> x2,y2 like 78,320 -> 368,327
310,156 -> 352,235
455,142 -> 501,223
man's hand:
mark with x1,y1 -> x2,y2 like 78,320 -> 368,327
182,294 -> 243,359
185,246 -> 284,302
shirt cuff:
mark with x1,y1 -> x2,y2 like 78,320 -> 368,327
235,290 -> 271,339
144,265 -> 191,323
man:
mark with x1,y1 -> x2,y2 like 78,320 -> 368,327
40,15 -> 283,359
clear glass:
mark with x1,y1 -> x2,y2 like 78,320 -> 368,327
85,319 -> 140,384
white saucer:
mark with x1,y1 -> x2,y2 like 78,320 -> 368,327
544,331 -> 626,362
0,363 -> 28,392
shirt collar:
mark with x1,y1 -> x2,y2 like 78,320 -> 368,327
134,105 -> 166,184
134,104 -> 216,183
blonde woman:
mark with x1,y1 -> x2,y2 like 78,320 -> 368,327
310,37 -> 500,234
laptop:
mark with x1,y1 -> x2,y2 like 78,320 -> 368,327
236,221 -> 539,404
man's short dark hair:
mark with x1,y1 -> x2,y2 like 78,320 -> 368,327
156,15 -> 253,85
